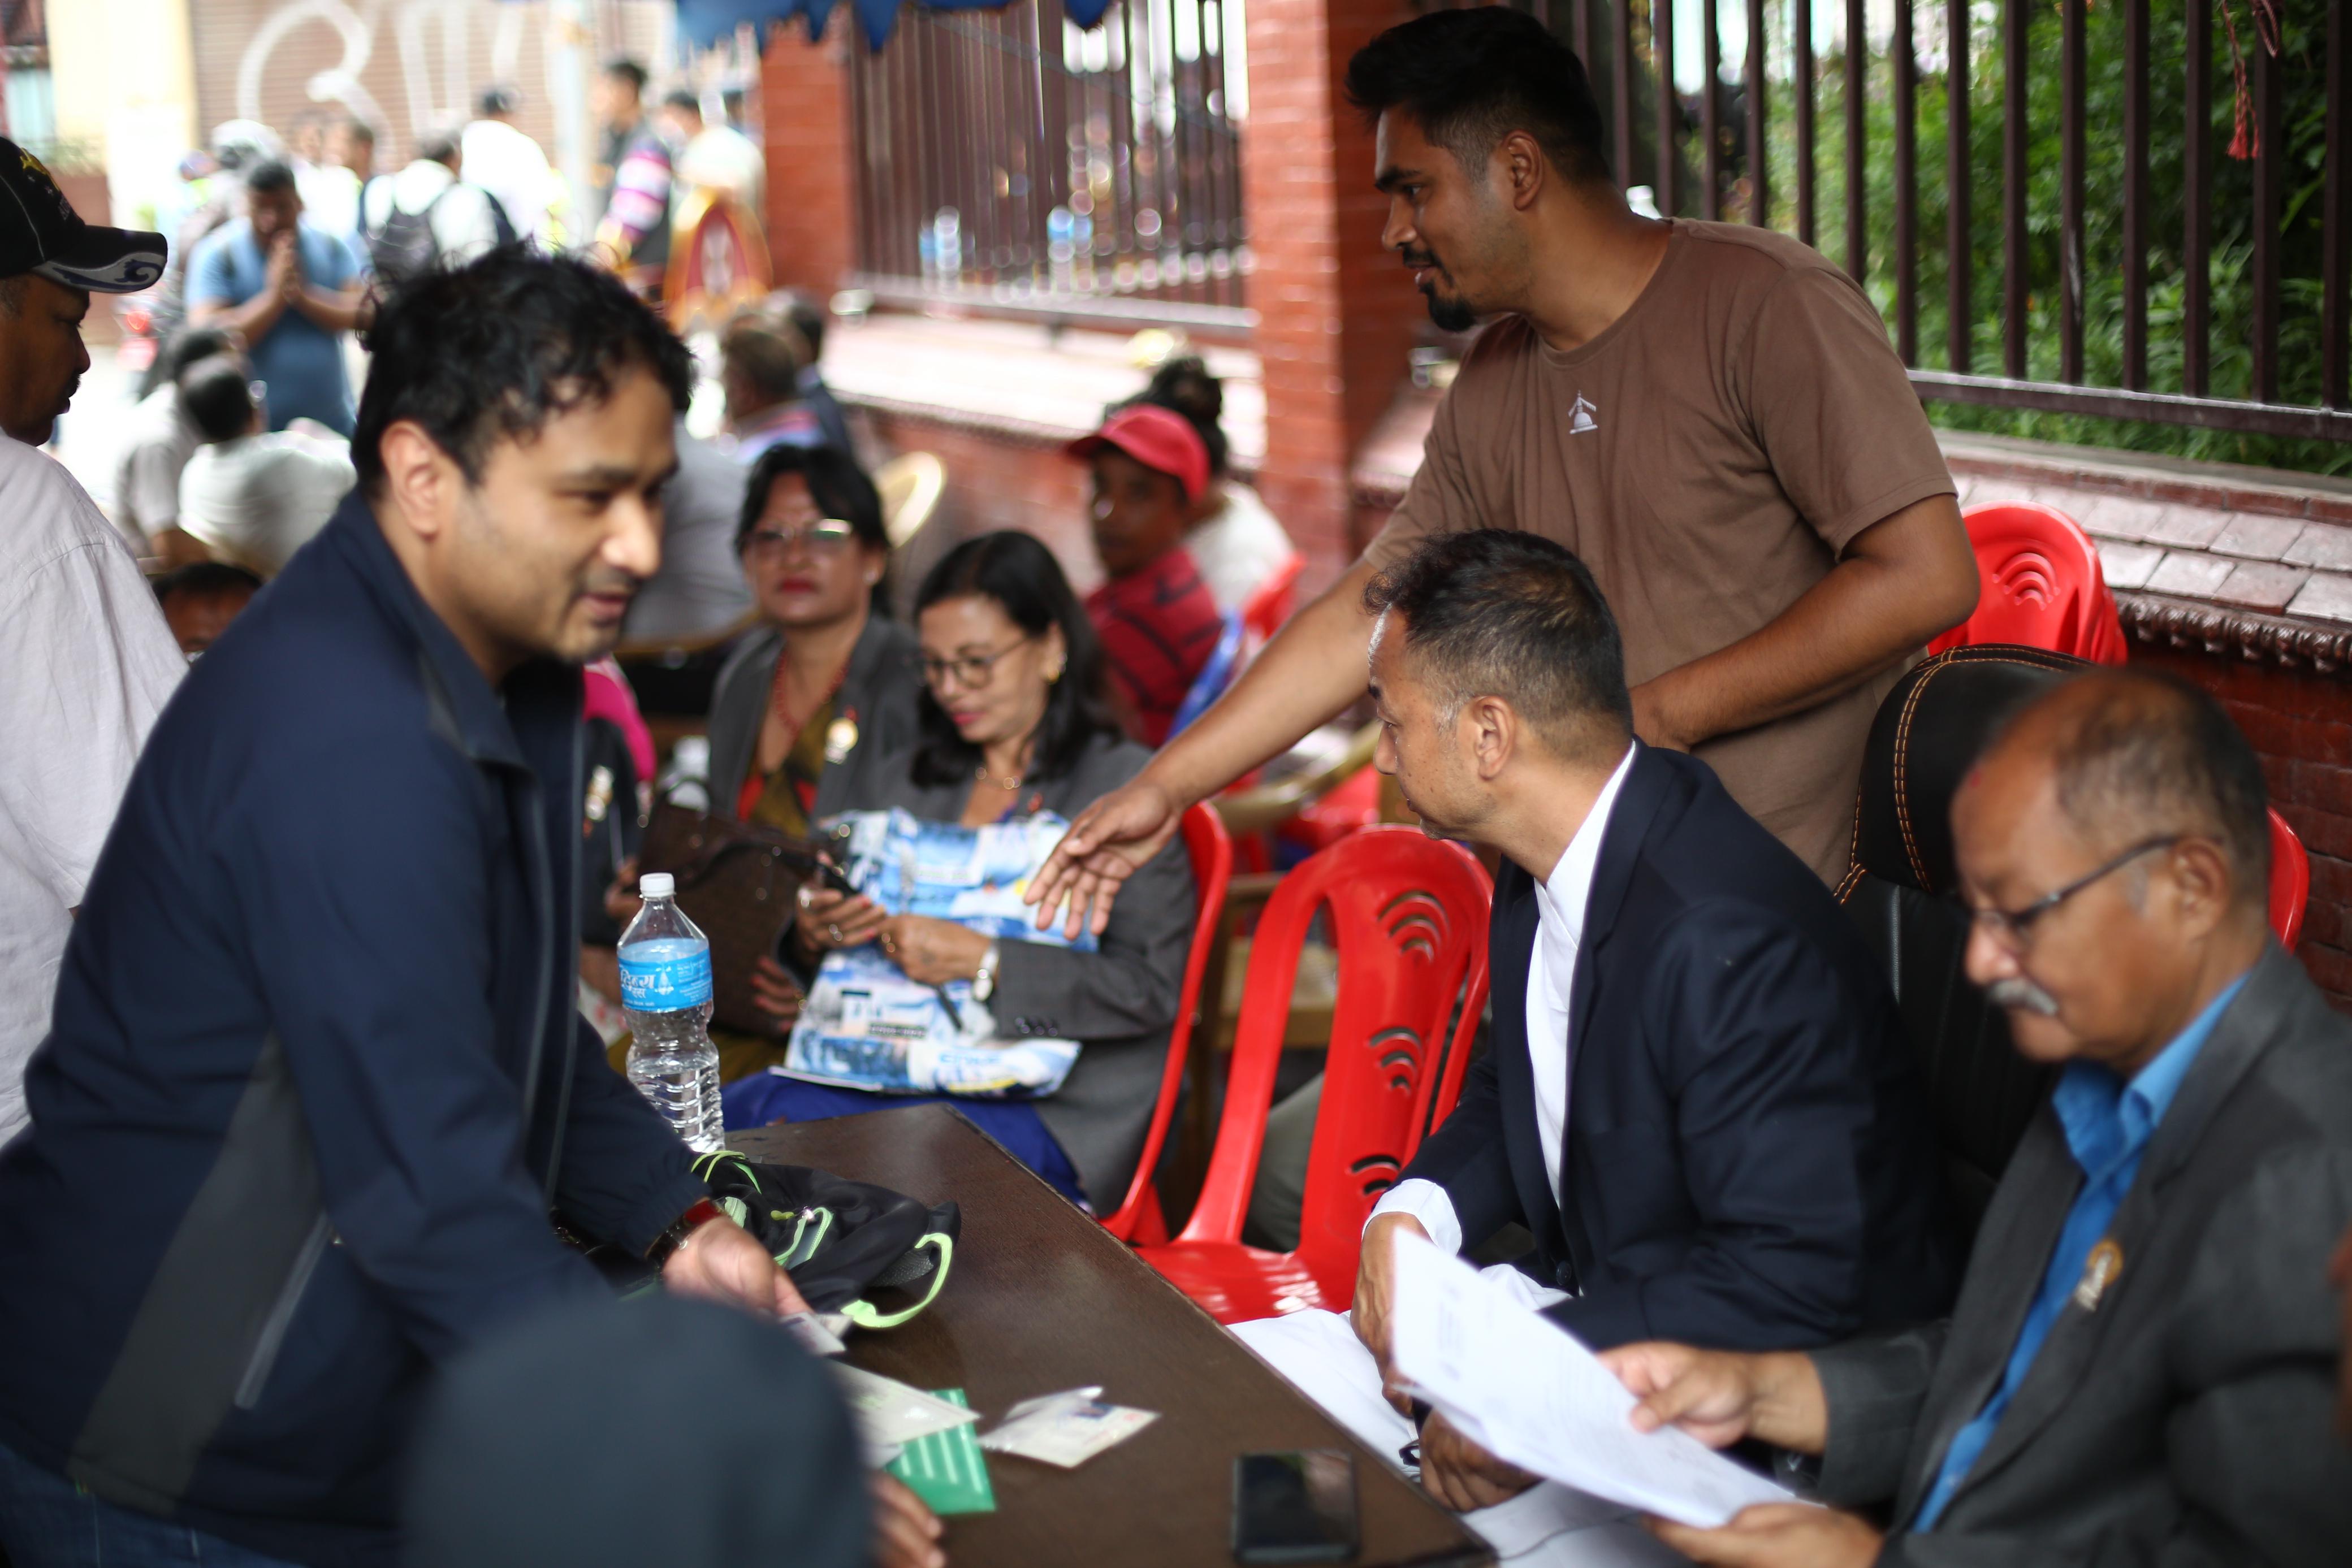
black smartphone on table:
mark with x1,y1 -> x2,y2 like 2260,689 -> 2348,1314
1232,1449 -> 1359,1563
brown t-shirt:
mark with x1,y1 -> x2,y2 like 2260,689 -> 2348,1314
1368,220 -> 1956,882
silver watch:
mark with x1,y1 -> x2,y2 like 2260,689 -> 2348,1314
972,941 -> 1001,1003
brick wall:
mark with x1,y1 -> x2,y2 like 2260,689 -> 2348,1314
862,409 -> 1099,595
758,15 -> 855,296
1241,0 -> 1420,587
2125,644 -> 2352,1011
184,2 -> 664,176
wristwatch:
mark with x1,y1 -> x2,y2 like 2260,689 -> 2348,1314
645,1196 -> 726,1269
972,941 -> 1002,1003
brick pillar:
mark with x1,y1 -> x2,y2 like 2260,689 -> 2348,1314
760,17 -> 858,296
1241,0 -> 1420,588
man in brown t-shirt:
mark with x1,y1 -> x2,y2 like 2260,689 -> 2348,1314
1029,5 -> 1977,923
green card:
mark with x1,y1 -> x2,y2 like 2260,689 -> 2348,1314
888,1389 -> 996,1515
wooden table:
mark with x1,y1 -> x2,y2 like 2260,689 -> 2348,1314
731,1104 -> 1491,1568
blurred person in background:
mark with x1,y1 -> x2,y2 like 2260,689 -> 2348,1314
291,109 -> 362,242
1126,354 -> 1298,617
137,120 -> 282,397
718,299 -> 822,460
188,159 -> 366,435
173,354 -> 356,575
738,530 -> 1195,1214
659,87 -> 766,219
592,58 -> 674,297
330,116 -> 382,244
779,288 -> 858,458
0,138 -> 185,1145
617,421 -> 756,645
360,128 -> 510,283
1066,404 -> 1225,746
110,324 -> 239,549
155,561 -> 263,657
464,86 -> 562,246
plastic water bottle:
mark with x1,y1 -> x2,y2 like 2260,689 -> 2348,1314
620,873 -> 723,1153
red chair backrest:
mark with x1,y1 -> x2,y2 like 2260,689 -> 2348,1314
1099,802 -> 1234,1241
1929,503 -> 2128,665
1176,827 -> 1491,1297
2269,807 -> 2309,952
1240,555 -> 1305,647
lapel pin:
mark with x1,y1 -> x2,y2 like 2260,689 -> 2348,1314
824,713 -> 859,765
2073,1237 -> 2124,1313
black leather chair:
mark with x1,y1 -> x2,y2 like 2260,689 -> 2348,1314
1839,644 -> 2089,1245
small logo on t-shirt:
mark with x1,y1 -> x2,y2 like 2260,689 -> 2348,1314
1568,394 -> 1599,435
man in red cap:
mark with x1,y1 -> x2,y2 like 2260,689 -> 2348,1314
1066,404 -> 1227,747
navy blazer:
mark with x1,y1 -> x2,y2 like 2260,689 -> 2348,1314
1402,745 -> 1958,1352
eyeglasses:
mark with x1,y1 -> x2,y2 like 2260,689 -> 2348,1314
741,519 -> 859,558
920,634 -> 1037,691
1961,834 -> 2186,951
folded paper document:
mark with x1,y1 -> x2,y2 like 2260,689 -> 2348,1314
1385,1229 -> 1798,1530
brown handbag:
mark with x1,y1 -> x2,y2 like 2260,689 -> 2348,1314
635,802 -> 844,1036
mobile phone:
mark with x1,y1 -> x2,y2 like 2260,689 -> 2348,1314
808,856 -> 860,899
1231,1449 -> 1358,1564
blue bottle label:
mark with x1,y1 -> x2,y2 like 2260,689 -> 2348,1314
618,938 -> 713,1011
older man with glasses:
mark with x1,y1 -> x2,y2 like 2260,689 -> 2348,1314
1602,666 -> 2352,1568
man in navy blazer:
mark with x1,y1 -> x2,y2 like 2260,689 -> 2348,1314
1236,530 -> 1955,1536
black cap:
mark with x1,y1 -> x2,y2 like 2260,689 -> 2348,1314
0,138 -> 167,293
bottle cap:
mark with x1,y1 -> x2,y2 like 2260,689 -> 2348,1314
638,872 -> 675,899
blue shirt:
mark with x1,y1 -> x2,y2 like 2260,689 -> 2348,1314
1913,972 -> 2251,1530
187,219 -> 360,435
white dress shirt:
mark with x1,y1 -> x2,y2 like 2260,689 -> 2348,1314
1369,742 -> 1638,1256
0,436 -> 186,1139
178,431 -> 355,575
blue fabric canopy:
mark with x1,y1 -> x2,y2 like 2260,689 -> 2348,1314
678,0 -> 1116,52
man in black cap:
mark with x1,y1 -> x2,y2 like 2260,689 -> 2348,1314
0,136 -> 185,1149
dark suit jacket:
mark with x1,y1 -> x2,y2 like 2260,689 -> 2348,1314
1811,942 -> 2352,1565
1402,745 -> 1958,1350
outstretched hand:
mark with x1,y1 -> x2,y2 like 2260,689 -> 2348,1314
1022,777 -> 1182,939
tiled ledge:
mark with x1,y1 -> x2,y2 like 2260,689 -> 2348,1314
823,311 -> 1265,467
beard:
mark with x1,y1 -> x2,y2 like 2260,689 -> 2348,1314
1404,246 -> 1477,333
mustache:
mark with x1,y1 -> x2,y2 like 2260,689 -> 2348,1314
580,572 -> 645,599
1987,976 -> 2062,1017
1402,247 -> 1442,272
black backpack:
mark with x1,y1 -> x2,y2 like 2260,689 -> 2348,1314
574,1153 -> 961,1331
368,187 -> 446,283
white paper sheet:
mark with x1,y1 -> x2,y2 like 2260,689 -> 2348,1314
1385,1229 -> 1798,1530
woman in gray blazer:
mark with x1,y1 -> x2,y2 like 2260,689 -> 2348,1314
723,532 -> 1197,1212
697,443 -> 926,1067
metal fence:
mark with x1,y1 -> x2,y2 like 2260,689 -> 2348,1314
1530,0 -> 2349,442
847,0 -> 1251,330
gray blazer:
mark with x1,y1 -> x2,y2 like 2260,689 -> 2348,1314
1809,942 -> 2352,1565
798,731 -> 1196,1210
707,614 -> 923,825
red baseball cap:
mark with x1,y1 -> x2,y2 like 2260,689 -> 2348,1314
1065,404 -> 1210,504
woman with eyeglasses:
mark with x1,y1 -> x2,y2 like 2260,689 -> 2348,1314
699,443 -> 924,1051
723,531 -> 1197,1211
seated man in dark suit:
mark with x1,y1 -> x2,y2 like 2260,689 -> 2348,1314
1234,529 -> 1956,1544
1609,668 -> 2352,1567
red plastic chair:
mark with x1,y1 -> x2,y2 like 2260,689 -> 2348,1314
1139,827 -> 1492,1323
1240,555 -> 1305,648
2269,807 -> 2309,952
1099,802 -> 1234,1244
1929,503 -> 2129,665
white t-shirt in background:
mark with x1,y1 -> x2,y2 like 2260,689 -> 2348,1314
111,383 -> 204,545
0,435 -> 187,1140
178,431 -> 356,575
1186,481 -> 1300,616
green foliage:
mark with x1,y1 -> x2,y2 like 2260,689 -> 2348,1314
1671,1 -> 2346,475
